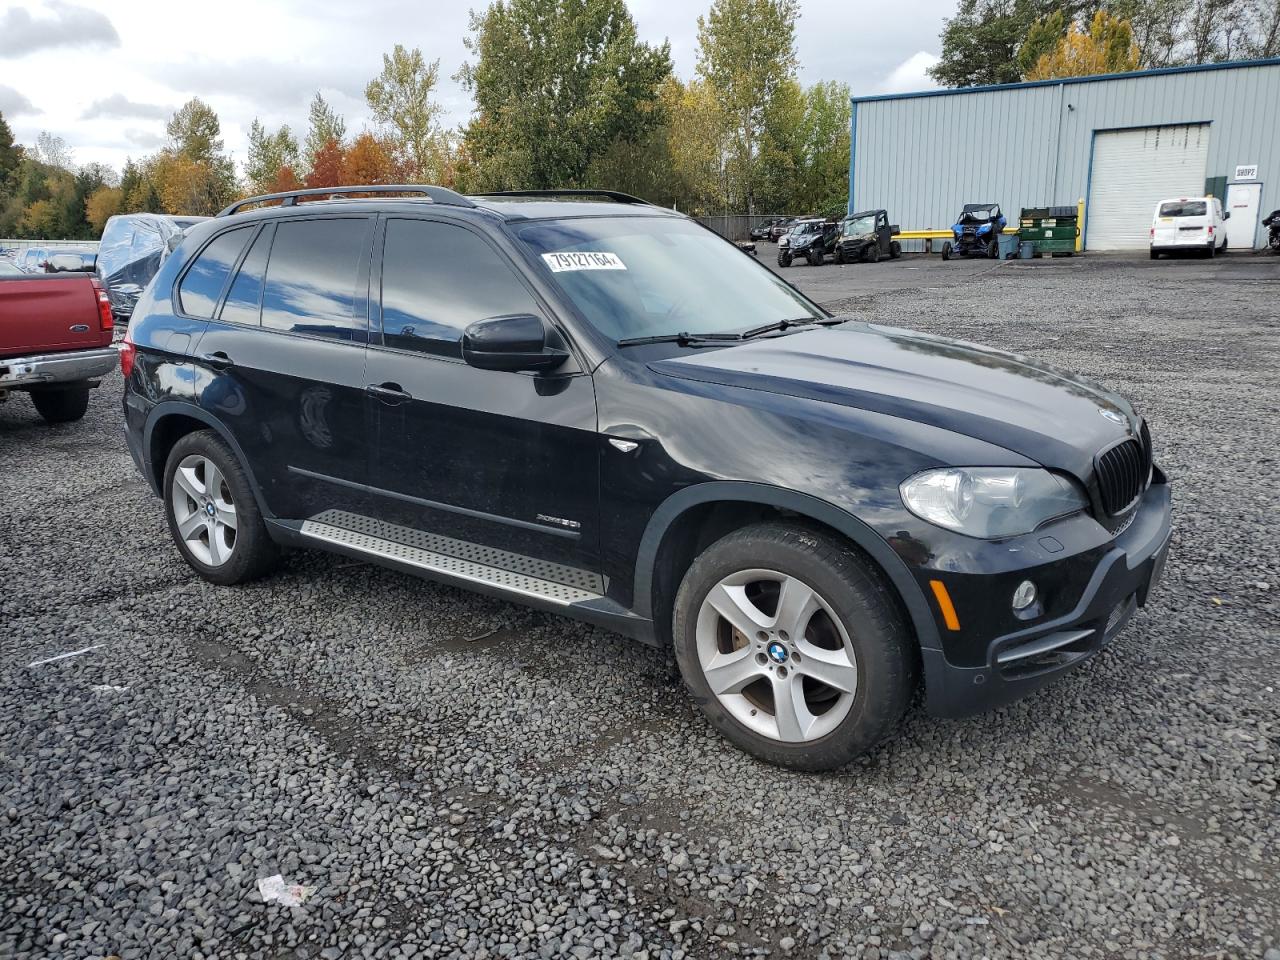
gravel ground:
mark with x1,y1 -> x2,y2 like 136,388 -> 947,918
2,253 -> 1278,960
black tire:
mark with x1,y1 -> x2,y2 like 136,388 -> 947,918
834,247 -> 844,265
863,244 -> 879,264
1269,231 -> 1280,252
1150,248 -> 1160,260
889,241 -> 902,259
777,254 -> 791,268
672,523 -> 917,771
30,384 -> 90,423
941,242 -> 952,261
163,429 -> 280,586
1205,241 -> 1216,259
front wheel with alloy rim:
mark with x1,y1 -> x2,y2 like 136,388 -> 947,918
163,429 -> 279,585
673,523 -> 917,770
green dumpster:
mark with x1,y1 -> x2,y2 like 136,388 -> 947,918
1019,206 -> 1078,257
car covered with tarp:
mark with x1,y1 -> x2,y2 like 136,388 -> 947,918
97,214 -> 207,321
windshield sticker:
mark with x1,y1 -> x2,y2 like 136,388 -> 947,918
542,251 -> 627,272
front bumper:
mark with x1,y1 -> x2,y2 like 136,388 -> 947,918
921,479 -> 1173,718
0,347 -> 118,390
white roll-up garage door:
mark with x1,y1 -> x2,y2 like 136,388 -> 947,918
1087,124 -> 1210,250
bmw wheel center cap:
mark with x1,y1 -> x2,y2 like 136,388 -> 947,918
767,641 -> 789,664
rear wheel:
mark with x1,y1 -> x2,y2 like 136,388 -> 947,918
808,247 -> 823,266
163,430 -> 279,585
30,384 -> 90,423
1150,248 -> 1160,260
941,241 -> 953,261
673,523 -> 916,771
834,247 -> 844,265
1206,241 -> 1216,259
889,241 -> 902,259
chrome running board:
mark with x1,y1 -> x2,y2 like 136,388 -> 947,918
299,509 -> 604,606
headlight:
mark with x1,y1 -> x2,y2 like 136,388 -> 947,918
900,467 -> 1087,539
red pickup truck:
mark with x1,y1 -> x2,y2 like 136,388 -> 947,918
0,263 -> 118,423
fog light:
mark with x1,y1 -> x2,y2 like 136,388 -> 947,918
1012,580 -> 1037,611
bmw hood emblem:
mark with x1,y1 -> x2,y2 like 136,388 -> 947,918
766,641 -> 788,664
1099,409 -> 1126,425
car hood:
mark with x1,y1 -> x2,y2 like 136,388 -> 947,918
649,323 -> 1139,478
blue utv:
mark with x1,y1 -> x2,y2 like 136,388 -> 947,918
941,203 -> 1006,260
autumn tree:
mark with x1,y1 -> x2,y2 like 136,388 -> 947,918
119,157 -> 161,213
365,45 -> 446,180
458,0 -> 672,191
1027,10 -> 1140,77
85,185 -> 123,233
694,0 -> 801,214
151,99 -> 236,215
246,119 -> 300,194
304,93 -> 347,174
344,132 -> 395,184
305,137 -> 347,189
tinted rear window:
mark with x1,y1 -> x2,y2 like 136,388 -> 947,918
261,218 -> 373,341
1159,201 -> 1206,217
178,228 -> 252,318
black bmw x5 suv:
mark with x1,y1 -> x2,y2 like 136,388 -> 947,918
121,185 -> 1172,771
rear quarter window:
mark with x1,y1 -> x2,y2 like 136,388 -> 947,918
178,227 -> 253,318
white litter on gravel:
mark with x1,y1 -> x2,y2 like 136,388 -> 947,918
256,875 -> 314,907
26,644 -> 104,667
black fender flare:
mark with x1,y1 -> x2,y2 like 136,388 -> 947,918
632,481 -> 940,652
142,401 -> 275,518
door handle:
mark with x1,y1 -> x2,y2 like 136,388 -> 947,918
366,382 -> 412,404
200,351 -> 234,370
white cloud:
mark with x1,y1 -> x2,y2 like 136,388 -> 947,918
123,128 -> 165,149
83,93 -> 172,121
0,1 -> 120,57
878,51 -> 941,95
0,84 -> 39,117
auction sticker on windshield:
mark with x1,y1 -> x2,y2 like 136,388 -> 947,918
542,251 -> 627,272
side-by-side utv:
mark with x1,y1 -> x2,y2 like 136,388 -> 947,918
942,203 -> 1007,260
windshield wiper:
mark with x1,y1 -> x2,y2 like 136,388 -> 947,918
738,316 -> 845,339
616,331 -> 744,348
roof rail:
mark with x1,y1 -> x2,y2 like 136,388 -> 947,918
472,189 -> 652,206
217,184 -> 476,217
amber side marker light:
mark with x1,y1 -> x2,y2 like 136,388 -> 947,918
929,579 -> 961,631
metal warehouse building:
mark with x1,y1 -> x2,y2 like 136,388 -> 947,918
849,58 -> 1280,251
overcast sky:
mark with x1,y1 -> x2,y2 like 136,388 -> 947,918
0,0 -> 946,176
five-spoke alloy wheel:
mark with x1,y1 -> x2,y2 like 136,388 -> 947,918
171,454 -> 238,567
163,430 -> 279,585
674,523 -> 916,770
696,569 -> 859,743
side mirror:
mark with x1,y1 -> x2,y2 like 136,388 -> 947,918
889,225 -> 901,236
462,314 -> 569,373
1223,210 -> 1231,220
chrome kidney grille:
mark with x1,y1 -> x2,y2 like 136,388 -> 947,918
1095,421 -> 1153,516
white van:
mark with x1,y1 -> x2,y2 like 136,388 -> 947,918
1150,197 -> 1228,259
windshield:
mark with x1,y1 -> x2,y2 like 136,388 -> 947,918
0,261 -> 22,276
516,216 -> 823,342
961,207 -> 995,221
789,222 -> 821,236
842,215 -> 876,235
1159,200 -> 1206,217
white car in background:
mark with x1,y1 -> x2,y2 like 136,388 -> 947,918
1150,197 -> 1229,259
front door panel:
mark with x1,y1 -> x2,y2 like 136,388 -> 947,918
364,215 -> 601,574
